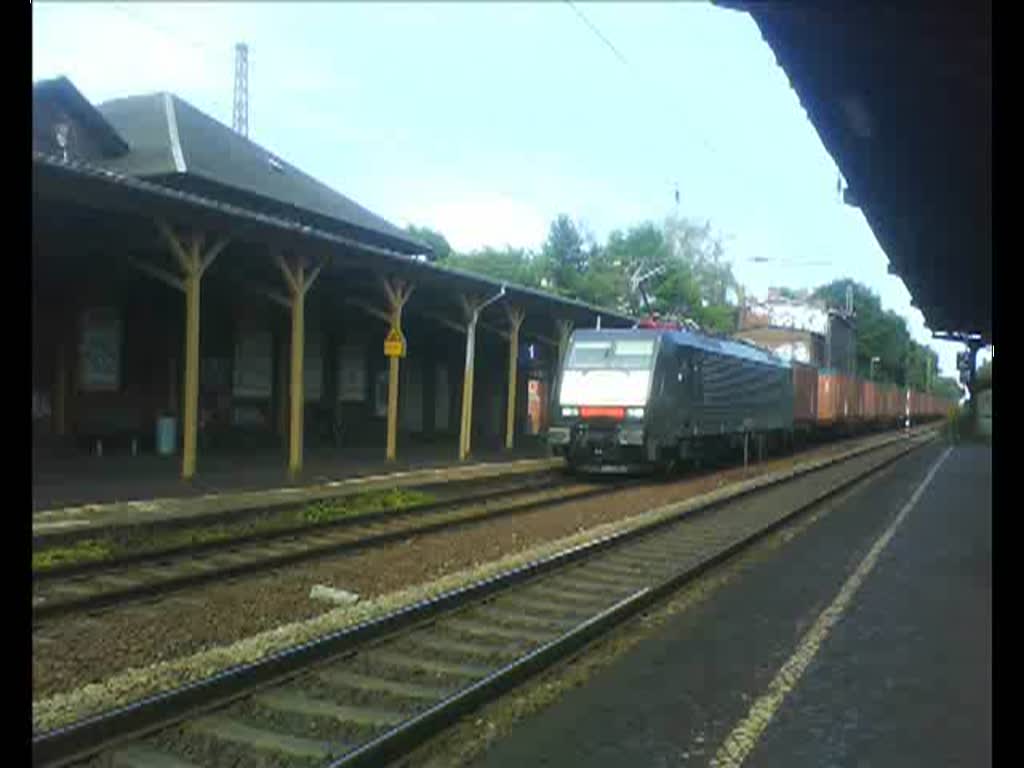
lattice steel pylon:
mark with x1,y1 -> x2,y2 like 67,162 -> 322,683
233,42 -> 249,137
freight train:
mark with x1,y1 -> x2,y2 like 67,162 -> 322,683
547,323 -> 953,473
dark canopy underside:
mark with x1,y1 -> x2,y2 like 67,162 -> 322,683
721,3 -> 991,341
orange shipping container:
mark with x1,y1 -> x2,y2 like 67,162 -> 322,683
886,386 -> 900,421
817,372 -> 857,425
853,378 -> 866,421
863,380 -> 878,421
792,362 -> 818,424
816,372 -> 836,423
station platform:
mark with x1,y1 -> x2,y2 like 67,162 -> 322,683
32,439 -> 557,539
470,440 -> 991,768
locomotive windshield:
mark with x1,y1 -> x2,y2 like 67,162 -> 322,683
567,339 -> 655,371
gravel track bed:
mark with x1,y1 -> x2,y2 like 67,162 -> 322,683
396,631 -> 527,665
300,676 -> 426,715
146,727 -> 333,768
230,698 -> 381,747
31,482 -> 599,617
33,433 -> 918,730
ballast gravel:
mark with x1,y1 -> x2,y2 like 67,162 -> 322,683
33,434 -> 913,733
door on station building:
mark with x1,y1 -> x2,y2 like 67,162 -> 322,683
527,378 -> 547,435
400,358 -> 423,433
435,364 -> 450,432
489,389 -> 503,439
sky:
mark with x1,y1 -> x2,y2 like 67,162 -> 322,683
32,2 -> 989,378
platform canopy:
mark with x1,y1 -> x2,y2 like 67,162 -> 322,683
720,3 -> 992,342
33,76 -> 635,336
33,150 -> 634,337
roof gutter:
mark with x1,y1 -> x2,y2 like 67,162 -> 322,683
33,153 -> 634,326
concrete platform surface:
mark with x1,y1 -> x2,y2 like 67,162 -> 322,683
32,448 -> 560,538
469,442 -> 991,768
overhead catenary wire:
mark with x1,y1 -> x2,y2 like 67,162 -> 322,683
109,3 -> 224,56
106,3 -> 243,131
560,0 -> 766,221
563,1 -> 629,65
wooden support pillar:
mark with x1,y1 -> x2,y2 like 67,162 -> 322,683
555,318 -> 574,370
275,253 -> 326,476
382,278 -> 414,462
289,262 -> 305,474
387,353 -> 400,459
551,319 -> 574,433
505,306 -> 525,450
458,301 -> 479,462
155,221 -> 228,480
458,287 -> 507,461
182,262 -> 201,479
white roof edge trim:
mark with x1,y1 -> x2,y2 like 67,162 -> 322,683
163,93 -> 186,173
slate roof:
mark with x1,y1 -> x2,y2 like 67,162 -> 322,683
32,76 -> 130,157
93,91 -> 428,256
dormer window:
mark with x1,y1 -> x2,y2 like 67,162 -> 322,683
54,122 -> 71,161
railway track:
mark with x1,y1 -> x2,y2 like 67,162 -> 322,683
33,477 -> 626,622
33,428 -> 938,768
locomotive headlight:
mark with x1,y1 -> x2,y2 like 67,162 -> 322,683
561,406 -> 579,417
626,407 -> 645,420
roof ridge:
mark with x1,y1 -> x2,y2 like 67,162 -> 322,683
162,93 -> 187,173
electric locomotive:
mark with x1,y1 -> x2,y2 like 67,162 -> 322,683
548,324 -> 794,473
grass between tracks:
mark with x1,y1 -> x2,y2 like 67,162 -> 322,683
32,436 -> 919,733
34,476 -> 755,732
31,487 -> 436,574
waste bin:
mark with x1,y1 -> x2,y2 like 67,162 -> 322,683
156,416 -> 177,456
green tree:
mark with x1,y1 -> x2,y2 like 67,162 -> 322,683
933,376 -> 964,401
813,278 -> 942,388
665,217 -> 737,306
443,246 -> 545,289
401,214 -> 742,335
404,225 -> 453,262
541,215 -> 589,296
602,222 -> 671,314
975,357 -> 992,391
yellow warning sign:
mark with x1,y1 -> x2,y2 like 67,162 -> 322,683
384,327 -> 406,358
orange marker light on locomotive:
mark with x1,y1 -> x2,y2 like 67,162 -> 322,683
580,406 -> 626,420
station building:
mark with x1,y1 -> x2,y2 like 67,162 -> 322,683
735,293 -> 857,375
32,77 -> 632,491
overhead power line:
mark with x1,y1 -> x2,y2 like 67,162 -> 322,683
747,257 -> 833,267
110,3 -> 222,55
563,1 -> 628,65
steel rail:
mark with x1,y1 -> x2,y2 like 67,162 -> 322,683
33,427 -> 937,767
33,473 -> 571,581
33,481 -> 627,621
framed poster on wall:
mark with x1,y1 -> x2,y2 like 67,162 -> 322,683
232,331 -> 272,398
337,344 -> 367,402
79,307 -> 121,392
201,357 -> 231,395
435,364 -> 450,431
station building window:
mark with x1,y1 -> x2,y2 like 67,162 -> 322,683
337,344 -> 367,403
78,307 -> 121,393
232,329 -> 272,428
374,370 -> 388,418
